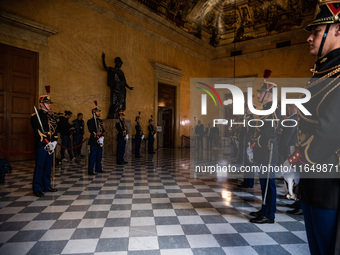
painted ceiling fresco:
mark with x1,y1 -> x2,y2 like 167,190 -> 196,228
134,0 -> 318,46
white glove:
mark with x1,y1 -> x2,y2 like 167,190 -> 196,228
153,133 -> 156,139
44,142 -> 55,155
283,159 -> 300,185
141,135 -> 145,140
50,141 -> 57,151
124,134 -> 129,141
246,146 -> 253,163
283,159 -> 300,199
97,136 -> 104,146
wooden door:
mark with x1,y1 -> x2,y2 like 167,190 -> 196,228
158,83 -> 176,148
0,43 -> 38,161
162,108 -> 173,148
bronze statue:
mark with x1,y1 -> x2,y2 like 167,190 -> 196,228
102,53 -> 133,119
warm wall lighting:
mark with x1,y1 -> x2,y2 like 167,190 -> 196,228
181,120 -> 190,126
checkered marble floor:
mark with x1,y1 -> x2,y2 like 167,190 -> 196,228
0,149 -> 308,255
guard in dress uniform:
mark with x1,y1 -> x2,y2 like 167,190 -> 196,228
116,111 -> 128,164
238,106 -> 255,188
279,105 -> 299,201
87,102 -> 105,175
249,79 -> 281,224
284,1 -> 340,253
278,105 -> 298,164
30,95 -> 58,197
135,113 -> 143,158
148,117 -> 156,154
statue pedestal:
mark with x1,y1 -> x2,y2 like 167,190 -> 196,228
103,119 -> 132,160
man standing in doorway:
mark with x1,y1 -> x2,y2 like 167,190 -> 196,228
58,110 -> 75,163
72,113 -> 84,160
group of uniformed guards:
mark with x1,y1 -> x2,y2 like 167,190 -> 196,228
234,1 -> 340,253
29,0 -> 340,253
31,98 -> 156,194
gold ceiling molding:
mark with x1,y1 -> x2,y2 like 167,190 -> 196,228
72,0 -> 313,61
132,0 -> 317,47
103,0 -> 213,52
0,11 -> 58,37
72,0 -> 214,62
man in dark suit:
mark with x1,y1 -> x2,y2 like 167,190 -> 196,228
205,123 -> 212,150
148,118 -> 156,154
135,115 -> 143,158
195,120 -> 205,151
72,113 -> 84,159
58,110 -> 75,162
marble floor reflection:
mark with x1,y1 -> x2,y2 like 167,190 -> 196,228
0,148 -> 308,255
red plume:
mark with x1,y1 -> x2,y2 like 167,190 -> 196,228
45,86 -> 50,94
94,101 -> 97,106
264,70 -> 272,80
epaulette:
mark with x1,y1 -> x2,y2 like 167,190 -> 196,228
289,150 -> 311,166
31,113 -> 36,117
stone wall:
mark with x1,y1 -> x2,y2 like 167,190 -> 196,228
0,0 -> 318,148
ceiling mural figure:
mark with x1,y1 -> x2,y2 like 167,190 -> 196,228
134,0 -> 318,46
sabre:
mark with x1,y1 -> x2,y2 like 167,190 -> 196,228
93,113 -> 99,134
94,112 -> 103,147
34,106 -> 45,134
263,142 -> 274,205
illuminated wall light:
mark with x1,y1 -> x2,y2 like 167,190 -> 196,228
180,120 -> 190,126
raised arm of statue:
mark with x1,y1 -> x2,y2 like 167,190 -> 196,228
102,52 -> 109,71
126,84 -> 134,90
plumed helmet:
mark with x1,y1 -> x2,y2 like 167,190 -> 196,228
305,0 -> 340,31
91,107 -> 101,114
257,69 -> 277,93
92,101 -> 101,114
257,81 -> 277,93
39,95 -> 52,104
